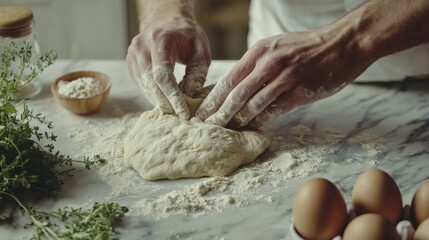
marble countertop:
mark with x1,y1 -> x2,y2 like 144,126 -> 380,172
2,60 -> 429,240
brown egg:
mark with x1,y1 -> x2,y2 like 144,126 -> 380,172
343,214 -> 400,240
414,218 -> 429,240
352,168 -> 403,224
411,179 -> 429,227
292,178 -> 347,240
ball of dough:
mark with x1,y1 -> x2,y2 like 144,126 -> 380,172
123,93 -> 272,180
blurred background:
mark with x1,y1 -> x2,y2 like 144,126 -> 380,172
0,0 -> 249,60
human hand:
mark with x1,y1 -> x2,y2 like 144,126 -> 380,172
126,16 -> 211,119
196,30 -> 374,128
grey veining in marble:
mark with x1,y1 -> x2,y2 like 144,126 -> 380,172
1,60 -> 428,240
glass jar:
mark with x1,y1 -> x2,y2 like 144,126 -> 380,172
0,6 -> 42,100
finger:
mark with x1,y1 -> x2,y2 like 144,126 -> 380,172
127,36 -> 174,112
126,53 -> 143,88
179,41 -> 211,97
151,41 -> 190,119
203,69 -> 270,127
126,36 -> 151,89
247,89 -> 303,128
135,55 -> 174,113
179,63 -> 209,98
229,72 -> 295,128
196,50 -> 257,121
126,53 -> 158,106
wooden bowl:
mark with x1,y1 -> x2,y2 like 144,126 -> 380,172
51,71 -> 111,114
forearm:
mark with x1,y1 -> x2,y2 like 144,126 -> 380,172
320,0 -> 429,61
136,0 -> 196,32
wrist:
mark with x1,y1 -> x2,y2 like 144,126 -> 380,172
137,0 -> 196,32
321,0 -> 429,63
316,15 -> 377,69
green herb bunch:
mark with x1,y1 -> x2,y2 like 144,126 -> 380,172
0,42 -> 127,239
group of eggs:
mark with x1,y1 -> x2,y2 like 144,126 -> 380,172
292,168 -> 429,240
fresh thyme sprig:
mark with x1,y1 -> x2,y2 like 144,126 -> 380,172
4,191 -> 127,240
0,42 -> 127,239
1,190 -> 128,240
0,41 -> 56,100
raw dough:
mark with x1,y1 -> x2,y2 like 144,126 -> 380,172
123,88 -> 272,180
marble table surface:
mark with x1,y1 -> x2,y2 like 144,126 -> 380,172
2,60 -> 429,240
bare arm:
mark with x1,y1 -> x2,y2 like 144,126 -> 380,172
197,0 -> 429,128
136,0 -> 196,32
325,0 -> 429,61
128,0 -> 211,119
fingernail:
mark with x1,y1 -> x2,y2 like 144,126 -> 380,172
196,109 -> 207,120
178,110 -> 190,120
204,113 -> 227,127
204,114 -> 217,125
229,113 -> 248,129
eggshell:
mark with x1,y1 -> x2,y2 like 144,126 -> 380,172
411,179 -> 429,227
343,213 -> 400,240
352,168 -> 403,224
292,178 -> 347,240
414,218 -> 429,240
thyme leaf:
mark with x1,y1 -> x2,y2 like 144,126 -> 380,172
0,42 -> 127,239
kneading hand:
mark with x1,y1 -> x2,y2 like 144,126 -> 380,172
196,30 -> 374,128
127,10 -> 211,119
196,0 -> 429,129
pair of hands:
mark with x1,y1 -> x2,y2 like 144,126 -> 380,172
126,17 -> 211,120
127,18 -> 371,129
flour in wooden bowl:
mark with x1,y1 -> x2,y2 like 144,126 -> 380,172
57,77 -> 104,98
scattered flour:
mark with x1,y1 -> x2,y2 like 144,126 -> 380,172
347,132 -> 385,165
134,177 -> 239,218
57,77 -> 104,98
67,112 -> 384,219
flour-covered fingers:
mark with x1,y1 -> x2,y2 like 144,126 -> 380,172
152,66 -> 189,119
203,71 -> 269,127
134,55 -> 174,113
151,42 -> 190,119
247,90 -> 301,128
126,54 -> 141,86
126,54 -> 159,106
196,52 -> 257,121
179,40 -> 211,97
228,73 -> 294,128
195,75 -> 230,121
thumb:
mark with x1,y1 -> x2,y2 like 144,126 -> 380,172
179,62 -> 210,98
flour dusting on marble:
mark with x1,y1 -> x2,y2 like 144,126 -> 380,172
347,132 -> 385,165
67,112 -> 384,219
134,177 -> 241,218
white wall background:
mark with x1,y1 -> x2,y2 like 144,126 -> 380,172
1,0 -> 128,59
